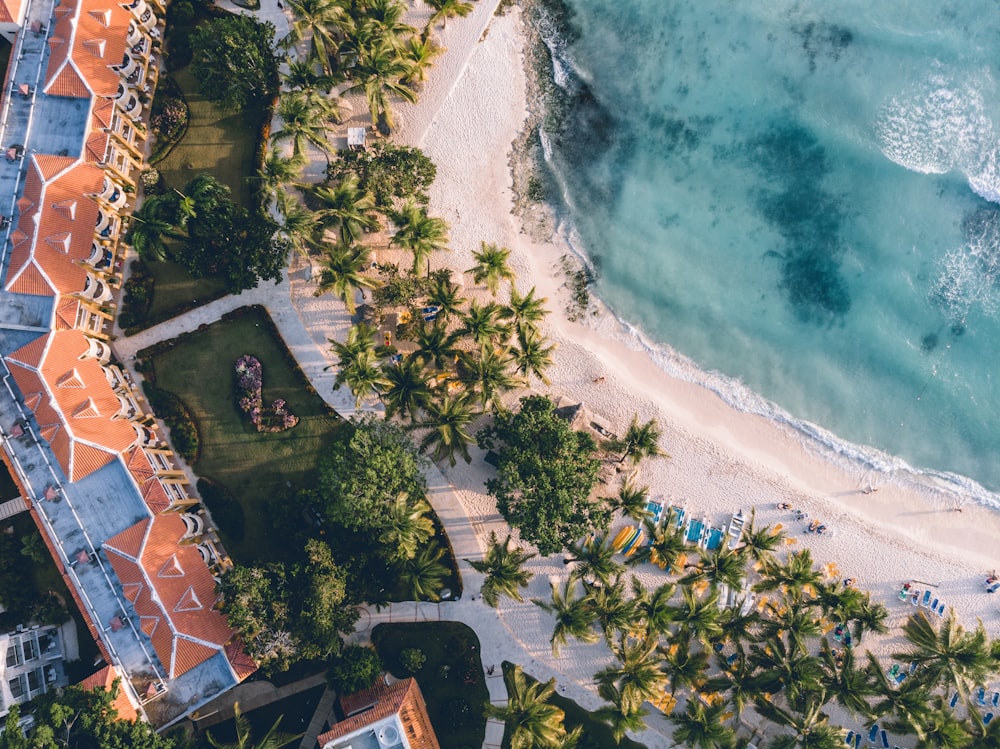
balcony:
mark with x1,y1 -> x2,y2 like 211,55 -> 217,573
180,512 -> 204,540
84,336 -> 112,363
98,178 -> 127,209
139,7 -> 155,31
126,22 -> 142,48
119,93 -> 141,118
81,275 -> 113,304
118,53 -> 137,78
95,209 -> 118,240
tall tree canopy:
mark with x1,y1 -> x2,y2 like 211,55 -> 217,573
478,396 -> 605,555
190,15 -> 280,112
327,143 -> 437,209
318,415 -> 427,533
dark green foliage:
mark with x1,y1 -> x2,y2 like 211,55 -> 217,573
166,0 -> 194,25
327,143 -> 437,210
0,684 -> 174,749
477,396 -> 605,556
197,478 -> 245,543
0,529 -> 37,624
326,645 -> 383,696
372,263 -> 424,310
317,415 -> 427,533
142,383 -> 200,460
400,647 -> 426,673
189,15 -> 280,112
373,623 -> 488,749
148,76 -> 189,163
118,260 -> 154,331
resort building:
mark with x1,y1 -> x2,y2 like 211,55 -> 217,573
0,623 -> 68,718
0,0 -> 255,727
317,678 -> 441,749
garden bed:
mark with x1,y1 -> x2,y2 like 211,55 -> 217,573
373,622 -> 488,749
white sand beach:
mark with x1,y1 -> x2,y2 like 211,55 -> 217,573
384,1 -> 1000,690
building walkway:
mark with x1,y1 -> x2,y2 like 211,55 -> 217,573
0,495 -> 27,520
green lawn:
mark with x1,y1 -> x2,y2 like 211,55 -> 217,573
143,254 -> 227,326
372,622 -> 488,749
144,307 -> 342,563
501,662 -> 649,749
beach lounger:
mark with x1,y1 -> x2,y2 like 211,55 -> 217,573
978,687 -> 987,706
992,691 -> 998,707
930,598 -> 939,611
845,731 -> 854,746
880,729 -> 889,748
950,692 -> 959,709
909,661 -> 918,674
937,602 -> 945,616
704,526 -> 725,551
853,734 -> 861,749
685,518 -> 705,545
868,725 -> 878,742
921,590 -> 931,607
887,664 -> 899,679
910,591 -> 920,606
986,713 -> 995,725
988,582 -> 1000,594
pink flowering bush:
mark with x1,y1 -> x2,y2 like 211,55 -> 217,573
235,355 -> 299,433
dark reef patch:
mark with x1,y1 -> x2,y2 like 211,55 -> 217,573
791,20 -> 854,73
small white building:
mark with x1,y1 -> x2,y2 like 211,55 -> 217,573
0,624 -> 67,717
316,677 -> 440,749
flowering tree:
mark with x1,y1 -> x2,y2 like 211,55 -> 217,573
235,355 -> 299,432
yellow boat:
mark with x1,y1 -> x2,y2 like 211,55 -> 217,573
611,526 -> 638,552
624,529 -> 645,556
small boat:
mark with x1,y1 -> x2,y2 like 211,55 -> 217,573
726,509 -> 745,550
623,528 -> 645,556
610,526 -> 634,552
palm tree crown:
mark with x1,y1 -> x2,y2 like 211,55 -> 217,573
465,531 -> 536,607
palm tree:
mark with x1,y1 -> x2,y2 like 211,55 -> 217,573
894,610 -> 994,709
206,702 -> 300,749
254,149 -> 306,206
749,635 -> 824,706
611,480 -> 650,522
379,356 -> 431,422
669,699 -> 737,749
398,542 -> 449,601
595,635 -> 667,713
365,0 -> 416,38
312,175 -> 378,244
704,648 -> 770,716
818,640 -> 875,720
502,285 -> 549,338
315,242 -> 380,313
426,0 -> 473,31
412,320 -> 461,372
532,578 -> 598,656
417,391 -> 477,465
484,665 -> 567,749
716,607 -> 761,647
760,606 -> 822,658
660,631 -> 709,696
275,189 -> 319,258
753,547 -> 822,601
272,91 -> 336,159
753,692 -> 842,749
867,652 -> 934,738
330,323 -> 386,407
465,531 -> 535,607
594,686 -> 648,746
805,580 -> 866,625
910,698 -> 972,749
628,517 -> 686,571
584,575 -> 638,645
681,547 -> 746,594
468,241 -> 515,295
283,0 -> 344,74
630,577 -> 677,638
513,329 -> 556,385
849,594 -> 889,643
379,493 -> 433,562
425,271 -> 465,320
391,201 -> 449,273
400,34 -> 443,87
283,57 -> 335,93
733,507 -> 784,570
127,196 -> 176,261
607,414 -> 668,467
459,301 -> 510,348
564,536 -> 623,587
346,38 -> 418,131
458,345 -> 518,411
672,586 -> 723,646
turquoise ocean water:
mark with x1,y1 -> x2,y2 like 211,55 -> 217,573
539,1 -> 1000,501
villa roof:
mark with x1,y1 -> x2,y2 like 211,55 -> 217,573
80,664 -> 139,721
4,155 -> 103,298
103,514 -> 251,681
125,446 -> 171,513
7,329 -> 136,481
44,0 -> 131,98
317,678 -> 440,749
0,0 -> 24,24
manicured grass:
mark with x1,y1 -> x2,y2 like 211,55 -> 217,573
502,662 -> 649,749
372,622 -> 488,749
195,684 -> 325,748
143,254 -> 227,325
144,307 -> 342,563
155,64 -> 259,209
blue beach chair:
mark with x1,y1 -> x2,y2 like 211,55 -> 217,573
921,590 -> 931,607
868,724 -> 878,742
853,734 -> 861,749
930,597 -> 938,611
986,713 -> 995,725
845,731 -> 854,746
880,729 -> 889,748
950,692 -> 960,709
937,602 -> 945,615
979,687 -> 987,706
992,691 -> 999,707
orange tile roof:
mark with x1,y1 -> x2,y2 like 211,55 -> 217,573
44,0 -> 132,98
0,0 -> 22,23
8,330 -> 137,481
55,297 -> 82,331
103,515 -> 250,680
318,679 -> 441,749
125,447 -> 172,513
80,665 -> 139,721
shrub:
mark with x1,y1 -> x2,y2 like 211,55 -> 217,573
139,169 -> 163,196
142,383 -> 200,461
400,648 -> 426,674
327,645 -> 382,696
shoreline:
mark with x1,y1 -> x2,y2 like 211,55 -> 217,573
404,2 -> 1000,692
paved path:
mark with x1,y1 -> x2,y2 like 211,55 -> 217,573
0,495 -> 27,520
